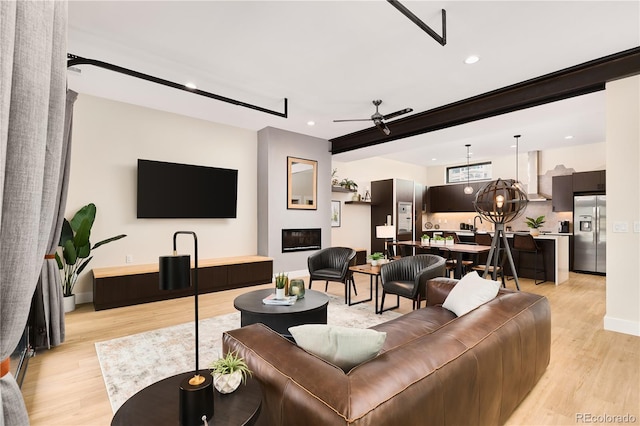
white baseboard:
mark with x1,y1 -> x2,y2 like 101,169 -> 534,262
604,315 -> 640,336
76,291 -> 93,306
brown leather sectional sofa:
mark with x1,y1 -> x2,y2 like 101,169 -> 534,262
223,277 -> 551,425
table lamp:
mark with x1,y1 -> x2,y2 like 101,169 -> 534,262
473,178 -> 528,290
376,225 -> 395,259
159,231 -> 214,425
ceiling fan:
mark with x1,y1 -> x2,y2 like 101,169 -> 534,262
333,100 -> 413,136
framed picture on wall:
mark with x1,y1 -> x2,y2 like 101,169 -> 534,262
331,200 -> 341,227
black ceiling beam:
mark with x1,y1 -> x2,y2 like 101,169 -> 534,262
388,1 -> 446,46
330,46 -> 640,155
67,54 -> 288,118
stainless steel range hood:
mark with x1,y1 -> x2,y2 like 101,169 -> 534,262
526,151 -> 549,202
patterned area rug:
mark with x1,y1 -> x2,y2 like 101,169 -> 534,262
95,294 -> 401,413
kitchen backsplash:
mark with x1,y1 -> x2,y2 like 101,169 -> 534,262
424,200 -> 573,233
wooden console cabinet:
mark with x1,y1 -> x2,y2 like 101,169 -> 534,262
92,255 -> 273,311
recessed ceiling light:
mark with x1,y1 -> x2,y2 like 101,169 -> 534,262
564,135 -> 574,140
184,82 -> 197,90
510,144 -> 517,148
464,55 -> 480,65
431,158 -> 437,161
307,121 -> 315,126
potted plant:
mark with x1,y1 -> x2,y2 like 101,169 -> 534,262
274,272 -> 288,299
209,351 -> 252,394
368,252 -> 384,267
331,168 -> 339,187
432,235 -> 445,245
420,234 -> 430,245
444,235 -> 455,246
55,203 -> 126,312
525,215 -> 546,236
339,178 -> 358,192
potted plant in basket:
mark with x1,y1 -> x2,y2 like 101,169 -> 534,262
55,203 -> 126,312
209,351 -> 252,394
525,215 -> 545,236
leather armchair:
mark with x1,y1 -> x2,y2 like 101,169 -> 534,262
308,247 -> 356,303
380,254 -> 446,311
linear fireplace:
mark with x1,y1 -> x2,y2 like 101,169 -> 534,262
282,228 -> 321,253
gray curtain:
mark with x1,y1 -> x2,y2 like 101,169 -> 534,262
1,2 -> 68,425
33,90 -> 77,350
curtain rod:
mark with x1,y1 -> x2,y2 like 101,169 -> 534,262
67,54 -> 288,118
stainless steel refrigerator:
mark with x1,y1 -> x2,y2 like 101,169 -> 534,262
574,195 -> 606,274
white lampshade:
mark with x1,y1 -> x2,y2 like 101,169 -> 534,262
376,225 -> 395,239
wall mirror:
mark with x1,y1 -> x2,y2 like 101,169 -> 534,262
287,156 -> 317,210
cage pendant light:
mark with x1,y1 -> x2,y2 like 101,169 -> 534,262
463,144 -> 474,194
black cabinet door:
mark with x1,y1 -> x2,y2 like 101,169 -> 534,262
573,170 -> 605,193
552,175 -> 573,211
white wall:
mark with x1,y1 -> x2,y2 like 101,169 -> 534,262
68,94 -> 258,303
330,158 -> 427,254
604,75 -> 640,336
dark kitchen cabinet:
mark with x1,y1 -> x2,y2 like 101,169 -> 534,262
428,182 -> 484,212
552,174 -> 573,211
572,170 -> 605,193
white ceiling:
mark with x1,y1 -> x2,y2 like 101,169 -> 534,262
67,1 -> 639,167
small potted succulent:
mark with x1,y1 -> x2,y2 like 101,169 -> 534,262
432,235 -> 445,245
275,272 -> 288,299
209,351 -> 252,394
368,252 -> 384,267
421,234 -> 430,245
444,235 -> 455,246
525,215 -> 545,237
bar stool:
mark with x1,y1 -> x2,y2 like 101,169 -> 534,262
471,233 -> 506,286
512,233 -> 546,285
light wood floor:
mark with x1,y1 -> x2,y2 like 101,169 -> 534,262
21,272 -> 639,425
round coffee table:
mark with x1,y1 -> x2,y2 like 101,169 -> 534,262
234,288 -> 329,339
111,371 -> 261,425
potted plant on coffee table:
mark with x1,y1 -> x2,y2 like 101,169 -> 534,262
209,351 -> 252,394
55,203 -> 126,312
525,215 -> 545,237
368,252 -> 384,267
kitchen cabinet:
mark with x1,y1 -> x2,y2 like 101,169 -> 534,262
428,182 -> 485,212
572,170 -> 605,193
552,174 -> 573,211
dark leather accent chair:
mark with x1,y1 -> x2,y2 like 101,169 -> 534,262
308,247 -> 357,303
379,254 -> 446,311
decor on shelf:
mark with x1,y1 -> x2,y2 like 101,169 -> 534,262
289,279 -> 306,299
55,203 -> 126,312
331,168 -> 339,186
339,178 -> 358,192
368,252 -> 384,267
473,178 -> 529,290
159,231 -> 214,425
275,272 -> 288,298
331,200 -> 341,227
209,351 -> 252,394
363,187 -> 371,201
463,144 -> 474,195
525,215 -> 546,236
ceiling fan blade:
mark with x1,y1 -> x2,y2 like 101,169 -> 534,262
333,118 -> 373,123
383,108 -> 413,121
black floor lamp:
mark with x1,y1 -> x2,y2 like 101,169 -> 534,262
159,231 -> 213,425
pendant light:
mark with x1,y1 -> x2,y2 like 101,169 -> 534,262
513,134 -> 522,189
463,144 -> 474,194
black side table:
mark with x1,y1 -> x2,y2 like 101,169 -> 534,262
112,371 -> 262,425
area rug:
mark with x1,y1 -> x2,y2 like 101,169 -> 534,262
95,294 -> 401,413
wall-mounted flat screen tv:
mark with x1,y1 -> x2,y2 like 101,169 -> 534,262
137,159 -> 238,219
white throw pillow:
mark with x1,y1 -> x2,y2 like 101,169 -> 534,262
442,271 -> 501,316
288,324 -> 386,371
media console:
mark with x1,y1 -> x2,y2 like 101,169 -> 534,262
92,255 -> 273,311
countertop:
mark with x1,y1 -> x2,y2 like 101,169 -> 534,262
426,229 -> 573,238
